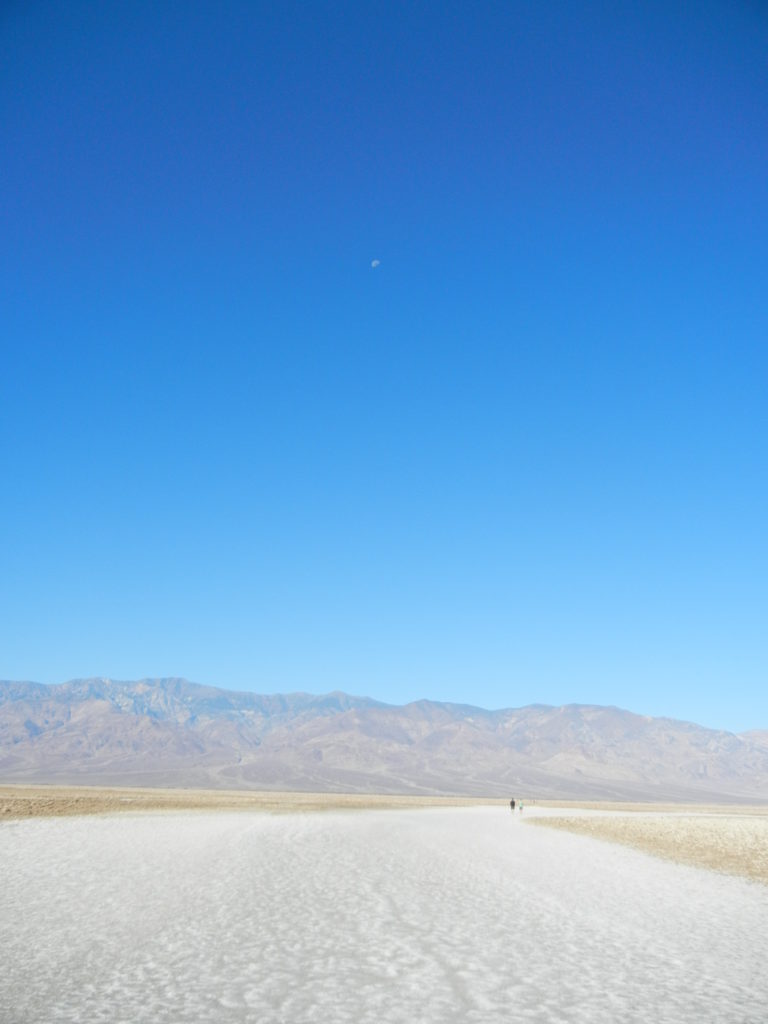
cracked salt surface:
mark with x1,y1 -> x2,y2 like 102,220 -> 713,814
1,807 -> 766,1023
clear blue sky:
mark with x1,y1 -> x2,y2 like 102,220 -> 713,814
2,1 -> 766,732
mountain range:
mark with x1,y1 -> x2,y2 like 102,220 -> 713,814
1,678 -> 767,802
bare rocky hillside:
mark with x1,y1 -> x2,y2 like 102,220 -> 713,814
1,678 -> 767,801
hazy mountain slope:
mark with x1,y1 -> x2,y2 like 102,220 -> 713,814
742,730 -> 768,748
1,679 -> 766,801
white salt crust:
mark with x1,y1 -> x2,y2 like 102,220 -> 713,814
1,807 -> 766,1023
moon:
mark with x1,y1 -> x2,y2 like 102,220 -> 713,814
371,259 -> 380,268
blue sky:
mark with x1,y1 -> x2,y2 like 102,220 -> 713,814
2,1 -> 766,732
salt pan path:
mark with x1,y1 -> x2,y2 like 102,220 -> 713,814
1,806 -> 766,1023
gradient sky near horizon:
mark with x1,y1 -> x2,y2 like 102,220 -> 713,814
2,1 -> 767,732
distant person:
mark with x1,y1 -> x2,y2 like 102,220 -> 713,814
510,799 -> 515,812
519,802 -> 524,815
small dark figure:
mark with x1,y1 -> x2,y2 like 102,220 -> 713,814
510,799 -> 516,812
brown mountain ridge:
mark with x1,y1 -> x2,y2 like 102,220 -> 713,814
1,678 -> 767,802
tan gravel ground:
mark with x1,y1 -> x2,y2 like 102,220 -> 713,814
0,784 -> 494,820
529,810 -> 768,885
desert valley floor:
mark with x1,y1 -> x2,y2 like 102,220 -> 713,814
1,801 -> 766,1024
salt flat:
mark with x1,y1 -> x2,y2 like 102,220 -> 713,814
0,785 -> 487,820
1,807 -> 766,1024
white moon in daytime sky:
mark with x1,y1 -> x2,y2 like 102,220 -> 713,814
371,259 -> 380,268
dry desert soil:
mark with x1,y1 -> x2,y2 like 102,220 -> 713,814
529,805 -> 768,885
